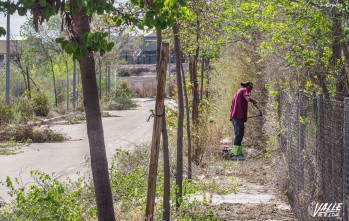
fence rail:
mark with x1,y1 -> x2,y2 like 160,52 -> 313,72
279,89 -> 349,220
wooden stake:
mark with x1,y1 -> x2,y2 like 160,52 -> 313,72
145,42 -> 169,221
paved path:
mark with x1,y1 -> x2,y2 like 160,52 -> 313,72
0,98 -> 156,202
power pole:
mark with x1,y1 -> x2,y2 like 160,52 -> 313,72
5,12 -> 10,104
107,26 -> 111,96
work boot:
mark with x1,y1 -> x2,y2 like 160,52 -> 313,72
232,145 -> 243,156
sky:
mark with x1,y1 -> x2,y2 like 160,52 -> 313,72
0,12 -> 28,39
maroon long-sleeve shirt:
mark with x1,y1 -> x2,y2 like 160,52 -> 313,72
230,87 -> 250,122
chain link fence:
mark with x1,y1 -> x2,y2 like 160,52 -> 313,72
279,89 -> 349,220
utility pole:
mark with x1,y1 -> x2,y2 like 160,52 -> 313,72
107,26 -> 111,96
5,11 -> 10,104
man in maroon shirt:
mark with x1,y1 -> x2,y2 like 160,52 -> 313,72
229,82 -> 256,161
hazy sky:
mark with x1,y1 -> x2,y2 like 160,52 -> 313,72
0,12 -> 28,38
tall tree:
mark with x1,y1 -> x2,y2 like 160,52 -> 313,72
181,62 -> 192,180
1,1 -> 117,219
173,21 -> 185,209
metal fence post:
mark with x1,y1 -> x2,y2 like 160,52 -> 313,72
316,94 -> 323,197
287,90 -> 291,154
343,97 -> 349,221
298,90 -> 305,193
279,88 -> 283,154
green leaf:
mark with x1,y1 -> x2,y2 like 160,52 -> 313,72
0,27 -> 5,37
107,42 -> 114,51
64,42 -> 74,55
17,7 -> 27,16
42,9 -> 50,20
39,0 -> 46,7
55,37 -> 65,43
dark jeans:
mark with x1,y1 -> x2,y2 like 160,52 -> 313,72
232,118 -> 245,146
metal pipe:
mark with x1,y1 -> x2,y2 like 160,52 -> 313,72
5,12 -> 10,104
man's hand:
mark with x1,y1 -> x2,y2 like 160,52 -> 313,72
248,97 -> 257,105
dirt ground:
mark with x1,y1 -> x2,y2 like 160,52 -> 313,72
191,146 -> 296,221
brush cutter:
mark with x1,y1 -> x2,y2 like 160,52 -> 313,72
248,103 -> 263,119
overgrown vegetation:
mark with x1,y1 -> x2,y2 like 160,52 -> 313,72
0,170 -> 96,221
32,92 -> 50,117
1,144 -> 233,220
1,0 -> 348,219
101,82 -> 138,111
0,125 -> 65,143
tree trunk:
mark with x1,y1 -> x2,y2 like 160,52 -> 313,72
162,112 -> 170,221
145,42 -> 169,221
181,63 -> 192,180
49,57 -> 58,106
200,56 -> 204,100
190,56 -> 200,164
206,58 -> 210,99
26,67 -> 31,99
173,22 -> 184,209
76,14 -> 115,221
156,30 -> 161,77
191,56 -> 199,125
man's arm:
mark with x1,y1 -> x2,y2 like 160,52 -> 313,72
244,95 -> 257,105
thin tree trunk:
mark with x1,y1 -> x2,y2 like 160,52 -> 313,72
206,58 -> 210,99
26,67 -> 31,99
11,44 -> 28,92
145,42 -> 169,221
191,56 -> 199,125
181,63 -> 192,180
190,56 -> 200,164
156,30 -> 161,77
173,22 -> 184,209
76,14 -> 115,221
200,56 -> 204,100
162,112 -> 170,221
49,58 -> 58,107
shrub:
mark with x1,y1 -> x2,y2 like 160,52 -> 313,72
103,82 -> 138,111
0,125 -> 65,143
0,103 -> 12,127
0,170 -> 96,220
10,96 -> 34,124
33,92 -> 50,117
